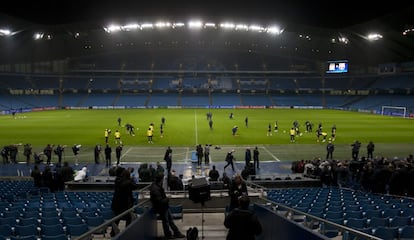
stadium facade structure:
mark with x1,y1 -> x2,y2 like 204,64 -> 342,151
0,12 -> 413,113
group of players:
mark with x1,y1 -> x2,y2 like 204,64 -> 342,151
263,118 -> 337,144
106,117 -> 167,146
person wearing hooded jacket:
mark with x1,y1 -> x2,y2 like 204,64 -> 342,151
111,168 -> 139,237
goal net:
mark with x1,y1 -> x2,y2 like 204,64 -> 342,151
381,105 -> 407,118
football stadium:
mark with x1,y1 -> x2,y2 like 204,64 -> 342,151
0,2 -> 414,240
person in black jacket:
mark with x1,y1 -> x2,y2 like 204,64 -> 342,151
150,173 -> 185,239
115,145 -> 123,165
111,168 -> 139,237
105,144 -> 112,167
228,174 -> 248,211
224,195 -> 262,240
164,146 -> 173,174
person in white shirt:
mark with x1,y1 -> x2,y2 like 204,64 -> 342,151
74,166 -> 88,182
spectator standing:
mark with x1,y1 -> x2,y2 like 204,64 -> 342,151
150,173 -> 185,239
42,165 -> 54,189
204,144 -> 210,165
228,174 -> 248,211
94,144 -> 101,164
111,168 -> 139,237
367,141 -> 375,160
224,195 -> 262,240
164,146 -> 173,174
351,140 -> 361,160
31,164 -> 42,187
54,144 -> 65,164
156,161 -> 165,176
61,161 -> 74,183
44,144 -> 53,165
245,147 -> 252,166
23,143 -> 32,165
326,140 -> 335,160
196,144 -> 203,166
116,145 -> 123,165
253,147 -> 260,169
105,144 -> 112,167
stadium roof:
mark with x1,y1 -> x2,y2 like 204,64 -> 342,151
0,1 -> 413,68
1,0 -> 413,29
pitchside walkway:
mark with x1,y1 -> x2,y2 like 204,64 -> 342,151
0,159 -> 294,179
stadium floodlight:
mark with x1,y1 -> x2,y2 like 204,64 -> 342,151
403,27 -> 414,36
366,33 -> 383,41
235,24 -> 248,31
103,24 -> 122,33
0,28 -> 11,36
249,25 -> 265,32
220,22 -> 235,30
266,26 -> 283,35
155,22 -> 171,28
338,36 -> 349,44
140,23 -> 154,29
122,23 -> 140,31
188,21 -> 203,29
33,32 -> 44,40
172,22 -> 185,28
204,22 -> 216,28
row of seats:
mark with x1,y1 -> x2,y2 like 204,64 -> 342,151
267,187 -> 414,239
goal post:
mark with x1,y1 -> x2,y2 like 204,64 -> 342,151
381,105 -> 407,118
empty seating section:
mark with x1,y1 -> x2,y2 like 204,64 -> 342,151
1,59 -> 413,111
181,78 -> 209,90
211,93 -> 240,106
148,93 -> 179,106
181,93 -> 210,106
0,181 -> 120,239
239,78 -> 268,91
267,187 -> 414,239
241,94 -> 272,106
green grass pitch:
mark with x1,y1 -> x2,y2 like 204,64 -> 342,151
1,108 -> 413,164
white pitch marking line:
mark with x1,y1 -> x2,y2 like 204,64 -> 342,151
262,146 -> 280,161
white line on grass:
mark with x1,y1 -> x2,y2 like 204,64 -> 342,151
122,146 -> 133,159
262,146 -> 280,162
194,110 -> 198,145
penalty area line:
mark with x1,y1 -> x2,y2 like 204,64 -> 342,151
262,146 -> 280,162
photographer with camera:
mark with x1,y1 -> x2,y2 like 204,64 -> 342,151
72,144 -> 81,165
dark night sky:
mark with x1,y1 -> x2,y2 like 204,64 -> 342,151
1,0 -> 413,28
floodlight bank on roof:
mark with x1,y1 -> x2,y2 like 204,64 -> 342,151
103,20 -> 284,35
